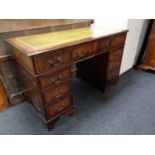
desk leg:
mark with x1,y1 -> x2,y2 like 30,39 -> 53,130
64,107 -> 75,116
45,107 -> 75,131
46,118 -> 59,131
112,78 -> 119,85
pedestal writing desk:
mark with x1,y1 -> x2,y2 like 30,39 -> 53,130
6,26 -> 128,130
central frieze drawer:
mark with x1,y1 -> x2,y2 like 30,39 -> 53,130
42,82 -> 71,104
38,68 -> 71,89
71,41 -> 98,61
34,51 -> 70,74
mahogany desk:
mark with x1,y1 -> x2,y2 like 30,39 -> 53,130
6,27 -> 128,130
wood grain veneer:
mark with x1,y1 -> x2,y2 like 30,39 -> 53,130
6,25 -> 128,130
0,19 -> 93,105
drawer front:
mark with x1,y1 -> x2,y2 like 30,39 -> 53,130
42,83 -> 71,104
71,41 -> 98,61
91,41 -> 98,54
111,33 -> 126,47
46,96 -> 72,118
34,51 -> 70,73
108,48 -> 123,70
98,38 -> 109,52
38,68 -> 71,89
107,48 -> 123,80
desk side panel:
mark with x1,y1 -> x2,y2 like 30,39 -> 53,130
17,64 -> 46,118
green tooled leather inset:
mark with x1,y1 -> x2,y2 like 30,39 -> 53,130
17,27 -> 92,49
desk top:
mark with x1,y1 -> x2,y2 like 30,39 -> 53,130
6,26 -> 127,56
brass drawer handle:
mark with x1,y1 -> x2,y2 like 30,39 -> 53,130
51,79 -> 60,84
55,89 -> 64,98
56,104 -> 64,111
78,50 -> 86,58
53,57 -> 62,66
48,59 -> 54,65
57,56 -> 62,62
51,75 -> 62,84
48,56 -> 62,66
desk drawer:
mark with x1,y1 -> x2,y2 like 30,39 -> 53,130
46,96 -> 72,118
111,33 -> 126,47
108,48 -> 123,70
42,82 -> 71,104
71,42 -> 98,61
109,48 -> 123,61
107,48 -> 123,80
98,38 -> 109,52
34,51 -> 70,74
38,68 -> 71,89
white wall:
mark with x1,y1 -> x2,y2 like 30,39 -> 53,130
95,19 -> 128,29
94,19 -> 148,74
120,19 -> 148,74
132,20 -> 149,66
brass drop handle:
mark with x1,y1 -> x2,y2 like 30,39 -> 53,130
57,56 -> 62,62
58,74 -> 62,79
48,59 -> 54,65
53,56 -> 62,66
78,50 -> 85,58
48,56 -> 62,66
55,88 -> 64,98
51,74 -> 62,84
56,104 -> 64,111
